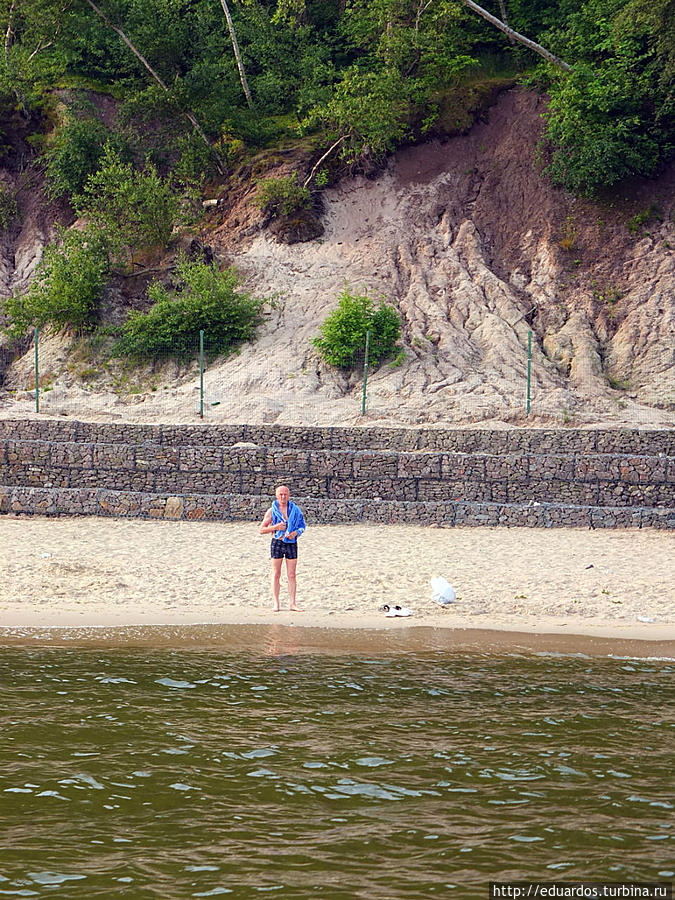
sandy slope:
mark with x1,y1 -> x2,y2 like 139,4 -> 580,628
2,516 -> 673,643
2,90 -> 673,428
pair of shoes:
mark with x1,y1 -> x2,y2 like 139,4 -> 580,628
382,604 -> 413,617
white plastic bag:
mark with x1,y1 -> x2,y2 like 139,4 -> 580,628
430,576 -> 456,605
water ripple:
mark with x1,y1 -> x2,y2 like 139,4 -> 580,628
0,649 -> 672,898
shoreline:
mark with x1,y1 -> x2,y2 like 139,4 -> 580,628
2,516 -> 673,652
1,606 -> 673,642
1,622 -> 673,659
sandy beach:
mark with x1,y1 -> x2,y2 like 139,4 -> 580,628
1,515 -> 673,647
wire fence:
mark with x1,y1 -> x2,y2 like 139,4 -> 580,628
2,324 -> 665,428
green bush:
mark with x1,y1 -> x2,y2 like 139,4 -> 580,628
0,188 -> 17,230
253,175 -> 311,218
3,227 -> 110,336
543,65 -> 662,194
45,115 -> 131,200
313,290 -> 401,369
76,145 -> 181,259
114,257 -> 264,359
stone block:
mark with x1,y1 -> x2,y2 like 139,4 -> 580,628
484,454 -> 529,482
307,450 -> 353,477
135,445 -> 179,471
328,477 -> 415,500
180,446 -> 223,472
228,494 -> 271,521
441,453 -> 486,480
595,430 -> 674,456
7,440 -> 49,465
529,454 -> 575,481
545,505 -> 592,528
55,488 -> 99,515
352,450 -> 399,478
590,507 -> 643,528
575,455 -> 620,482
92,444 -> 135,470
496,504 -> 548,527
597,482 -> 664,507
640,508 -> 675,529
618,456 -> 667,484
49,442 -> 93,469
397,452 -> 442,478
300,498 -> 362,523
454,502 -> 501,526
512,481 -> 600,506
264,448 -> 310,474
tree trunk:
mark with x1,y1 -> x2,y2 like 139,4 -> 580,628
218,0 -> 254,108
497,0 -> 515,41
461,0 -> 571,71
302,136 -> 345,187
81,0 -> 225,173
4,0 -> 15,57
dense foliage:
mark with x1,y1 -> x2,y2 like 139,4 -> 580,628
1,0 -> 673,344
114,258 -> 264,358
540,0 -> 674,193
75,146 -> 181,261
2,227 -> 110,335
0,0 -> 671,197
313,290 -> 401,368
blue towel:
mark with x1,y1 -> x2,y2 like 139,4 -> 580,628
271,500 -> 306,543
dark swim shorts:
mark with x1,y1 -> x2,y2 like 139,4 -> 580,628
271,539 -> 298,560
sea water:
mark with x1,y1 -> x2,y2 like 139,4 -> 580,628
0,638 -> 673,898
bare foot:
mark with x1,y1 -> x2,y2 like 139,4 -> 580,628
289,606 -> 303,612
273,607 -> 280,612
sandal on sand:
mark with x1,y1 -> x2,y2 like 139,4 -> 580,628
381,604 -> 413,618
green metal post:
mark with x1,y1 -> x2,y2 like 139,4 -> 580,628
361,329 -> 371,415
526,329 -> 532,416
34,327 -> 39,413
199,330 -> 204,419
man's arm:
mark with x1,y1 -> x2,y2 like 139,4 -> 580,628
259,508 -> 284,535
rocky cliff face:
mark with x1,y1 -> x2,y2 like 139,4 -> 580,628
1,88 -> 673,428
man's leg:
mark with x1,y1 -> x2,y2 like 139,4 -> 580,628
286,557 -> 301,611
271,558 -> 283,611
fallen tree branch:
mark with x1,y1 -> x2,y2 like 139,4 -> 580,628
460,0 -> 571,71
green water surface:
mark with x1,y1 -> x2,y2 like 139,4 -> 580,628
0,642 -> 673,898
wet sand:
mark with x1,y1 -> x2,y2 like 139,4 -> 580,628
1,622 -> 673,659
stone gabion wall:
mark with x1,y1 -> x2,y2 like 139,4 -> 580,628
1,419 -> 673,455
1,484 -> 671,528
0,419 -> 673,528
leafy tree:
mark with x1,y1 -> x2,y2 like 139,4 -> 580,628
543,63 -> 661,193
313,289 -> 401,368
306,67 -> 410,164
76,145 -> 180,260
2,226 -> 110,335
44,111 -> 131,199
541,0 -> 673,193
114,257 -> 264,358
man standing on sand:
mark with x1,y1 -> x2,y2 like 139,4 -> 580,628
259,485 -> 307,612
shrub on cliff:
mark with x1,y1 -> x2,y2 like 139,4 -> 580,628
76,146 -> 180,263
253,175 -> 311,218
313,289 -> 401,369
45,115 -> 131,200
113,257 -> 263,359
2,227 -> 110,336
